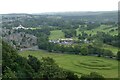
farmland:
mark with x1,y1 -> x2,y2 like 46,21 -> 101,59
20,50 -> 118,78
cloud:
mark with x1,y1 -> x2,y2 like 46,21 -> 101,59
0,0 -> 119,14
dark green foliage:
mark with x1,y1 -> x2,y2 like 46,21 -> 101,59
2,41 -> 80,80
102,50 -> 113,58
80,47 -> 88,55
93,32 -> 119,47
80,72 -> 104,80
2,67 -> 17,80
66,71 -> 79,80
2,11 -> 117,29
86,23 -> 100,30
28,55 -> 41,72
2,41 -> 34,79
78,31 -> 89,40
39,57 -> 67,79
62,29 -> 76,38
117,51 -> 120,60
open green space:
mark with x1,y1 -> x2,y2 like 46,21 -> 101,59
49,30 -> 65,40
76,25 -> 118,36
102,44 -> 118,55
20,50 -> 118,78
49,25 -> 118,40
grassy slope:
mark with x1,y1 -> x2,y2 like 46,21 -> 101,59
49,29 -> 118,55
49,30 -> 65,40
49,30 -> 78,40
76,25 -> 118,55
20,50 -> 118,78
76,25 -> 118,36
102,44 -> 118,55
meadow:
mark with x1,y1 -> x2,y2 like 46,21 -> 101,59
20,50 -> 118,78
76,25 -> 118,36
49,30 -> 65,40
49,26 -> 118,55
77,25 -> 118,55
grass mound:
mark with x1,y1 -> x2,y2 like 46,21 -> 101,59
72,59 -> 114,70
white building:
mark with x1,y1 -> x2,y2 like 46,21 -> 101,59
13,25 -> 29,30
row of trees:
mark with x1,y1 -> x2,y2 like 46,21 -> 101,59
38,40 -> 115,58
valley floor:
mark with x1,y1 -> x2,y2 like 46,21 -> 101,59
19,50 -> 118,78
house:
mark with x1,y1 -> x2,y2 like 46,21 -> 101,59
59,38 -> 73,42
13,25 -> 29,30
49,38 -> 74,45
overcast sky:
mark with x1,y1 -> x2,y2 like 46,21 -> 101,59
0,0 -> 119,14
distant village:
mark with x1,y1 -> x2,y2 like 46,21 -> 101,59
49,38 -> 90,45
2,25 -> 37,51
49,38 -> 74,45
2,24 -> 91,51
12,25 -> 35,30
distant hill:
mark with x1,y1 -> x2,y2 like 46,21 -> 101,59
40,11 -> 118,22
2,11 -> 117,16
41,11 -> 117,16
2,11 -> 118,28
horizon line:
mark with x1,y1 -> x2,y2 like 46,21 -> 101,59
0,10 -> 118,15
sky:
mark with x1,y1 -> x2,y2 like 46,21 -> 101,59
0,0 -> 119,14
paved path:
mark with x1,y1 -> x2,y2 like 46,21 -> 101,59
20,46 -> 39,51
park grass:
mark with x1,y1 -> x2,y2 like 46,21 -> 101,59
49,27 -> 118,55
76,25 -> 118,36
19,50 -> 118,78
76,25 -> 118,55
49,30 -> 65,40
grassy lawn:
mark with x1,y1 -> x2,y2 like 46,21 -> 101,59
76,25 -> 118,36
20,50 -> 118,78
49,30 -> 78,40
49,30 -> 65,40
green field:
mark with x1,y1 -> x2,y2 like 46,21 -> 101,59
76,25 -> 118,36
20,50 -> 118,78
49,25 -> 118,40
76,25 -> 118,55
49,30 -> 65,40
49,27 -> 118,55
102,44 -> 118,55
